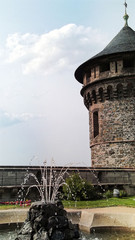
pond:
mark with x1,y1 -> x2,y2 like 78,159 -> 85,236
0,224 -> 19,240
1,225 -> 135,240
82,229 -> 135,240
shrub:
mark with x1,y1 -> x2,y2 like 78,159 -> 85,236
119,190 -> 127,198
63,173 -> 86,201
84,183 -> 102,200
104,190 -> 113,198
63,173 -> 102,201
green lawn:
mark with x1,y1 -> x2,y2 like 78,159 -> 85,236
1,197 -> 135,210
63,196 -> 135,209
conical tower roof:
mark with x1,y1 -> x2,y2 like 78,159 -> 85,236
92,26 -> 135,59
75,25 -> 135,83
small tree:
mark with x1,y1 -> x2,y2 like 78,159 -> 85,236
63,173 -> 87,201
63,173 -> 102,201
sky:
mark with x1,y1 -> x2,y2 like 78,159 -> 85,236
0,0 -> 134,167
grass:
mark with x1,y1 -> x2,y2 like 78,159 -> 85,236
1,197 -> 135,210
63,196 -> 135,209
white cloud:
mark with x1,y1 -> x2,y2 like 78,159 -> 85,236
0,24 -> 108,165
0,109 -> 44,128
4,24 -> 108,76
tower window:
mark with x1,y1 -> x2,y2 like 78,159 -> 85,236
93,111 -> 99,138
117,83 -> 123,98
92,90 -> 97,103
100,62 -> 110,72
107,85 -> 113,100
94,67 -> 96,78
99,87 -> 104,102
127,83 -> 133,97
123,57 -> 134,68
115,62 -> 118,73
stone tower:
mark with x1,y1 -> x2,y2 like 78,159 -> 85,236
75,6 -> 135,168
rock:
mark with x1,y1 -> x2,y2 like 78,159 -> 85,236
47,216 -> 59,230
33,228 -> 49,240
51,230 -> 65,240
16,201 -> 80,240
73,224 -> 80,239
56,200 -> 64,209
15,236 -> 31,240
18,220 -> 32,235
57,216 -> 69,229
64,229 -> 75,240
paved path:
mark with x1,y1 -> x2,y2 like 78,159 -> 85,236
66,206 -> 135,213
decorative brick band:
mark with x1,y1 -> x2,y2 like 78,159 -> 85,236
82,77 -> 135,109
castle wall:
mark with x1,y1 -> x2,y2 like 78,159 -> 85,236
1,166 -> 135,201
91,142 -> 135,168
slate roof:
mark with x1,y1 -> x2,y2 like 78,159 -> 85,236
92,26 -> 135,59
75,25 -> 135,83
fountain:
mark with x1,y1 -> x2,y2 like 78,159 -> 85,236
1,163 -> 135,239
1,162 -> 135,240
15,161 -> 80,240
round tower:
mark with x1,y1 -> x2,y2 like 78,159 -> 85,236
75,5 -> 135,168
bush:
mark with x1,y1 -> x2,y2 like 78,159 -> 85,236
63,173 -> 102,201
104,190 -> 113,198
84,183 -> 102,200
63,173 -> 86,201
119,190 -> 127,198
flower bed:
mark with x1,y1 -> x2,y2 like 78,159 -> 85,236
0,200 -> 31,207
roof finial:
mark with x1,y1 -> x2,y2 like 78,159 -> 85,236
123,1 -> 129,26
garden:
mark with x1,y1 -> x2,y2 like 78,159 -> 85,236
1,173 -> 135,210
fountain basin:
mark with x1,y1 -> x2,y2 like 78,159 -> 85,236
79,207 -> 135,232
0,208 -> 28,224
1,206 -> 135,233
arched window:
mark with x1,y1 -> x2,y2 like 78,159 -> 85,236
99,88 -> 104,102
87,92 -> 92,105
93,111 -> 99,138
92,90 -> 97,103
107,85 -> 113,100
127,83 -> 133,97
117,84 -> 123,98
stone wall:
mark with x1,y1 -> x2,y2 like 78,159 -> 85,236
82,76 -> 135,168
0,167 -> 38,187
1,166 -> 135,201
91,142 -> 135,168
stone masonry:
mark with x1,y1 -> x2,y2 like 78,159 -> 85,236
86,76 -> 135,168
1,166 -> 135,200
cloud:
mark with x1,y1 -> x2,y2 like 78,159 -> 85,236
5,24 -> 108,76
0,110 -> 44,128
